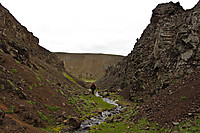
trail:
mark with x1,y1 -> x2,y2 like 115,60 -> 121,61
73,92 -> 124,133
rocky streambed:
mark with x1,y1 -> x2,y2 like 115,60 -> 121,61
72,92 -> 124,133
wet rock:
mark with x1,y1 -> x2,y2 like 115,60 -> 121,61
67,117 -> 82,129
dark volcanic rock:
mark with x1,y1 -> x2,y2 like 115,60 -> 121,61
96,1 -> 200,102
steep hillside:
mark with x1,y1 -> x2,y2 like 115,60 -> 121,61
55,52 -> 124,80
97,1 -> 200,102
133,68 -> 200,127
0,3 -> 90,132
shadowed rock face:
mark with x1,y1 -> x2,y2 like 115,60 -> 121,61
55,53 -> 124,80
96,1 -> 200,102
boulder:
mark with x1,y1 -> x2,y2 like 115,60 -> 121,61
67,117 -> 82,129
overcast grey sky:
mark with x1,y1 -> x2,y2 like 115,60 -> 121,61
1,0 -> 199,56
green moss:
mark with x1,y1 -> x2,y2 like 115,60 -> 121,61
15,60 -> 20,64
1,84 -> 5,90
11,69 -> 18,74
55,89 -> 59,93
59,89 -> 64,95
29,86 -> 33,90
63,72 -> 77,84
68,97 -> 76,104
21,78 -> 25,83
7,80 -> 15,87
33,83 -> 37,88
36,77 -> 42,82
180,96 -> 187,101
2,97 -> 6,102
52,81 -> 56,85
38,111 -> 48,121
5,105 -> 15,114
26,100 -> 36,105
45,104 -> 59,112
38,111 -> 56,125
79,95 -> 116,118
90,121 -> 128,133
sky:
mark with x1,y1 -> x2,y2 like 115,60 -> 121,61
0,0 -> 199,56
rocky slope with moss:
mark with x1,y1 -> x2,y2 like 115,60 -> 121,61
97,1 -> 200,102
0,3 -> 116,132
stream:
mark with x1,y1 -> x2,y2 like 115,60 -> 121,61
72,92 -> 124,133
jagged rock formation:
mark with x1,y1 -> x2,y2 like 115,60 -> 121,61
97,1 -> 200,102
55,52 -> 124,80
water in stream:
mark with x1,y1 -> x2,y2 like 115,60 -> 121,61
73,92 -> 124,133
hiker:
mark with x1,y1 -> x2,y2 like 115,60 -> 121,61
90,83 -> 96,95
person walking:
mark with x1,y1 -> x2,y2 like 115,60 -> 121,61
90,83 -> 96,95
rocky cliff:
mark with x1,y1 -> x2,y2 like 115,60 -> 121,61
97,1 -> 200,102
56,53 -> 124,80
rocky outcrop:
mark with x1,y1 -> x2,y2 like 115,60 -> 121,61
0,3 -> 64,72
96,2 -> 200,102
56,53 -> 124,80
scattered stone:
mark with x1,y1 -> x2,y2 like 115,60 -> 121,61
107,117 -> 114,123
110,125 -> 115,128
182,125 -> 186,129
172,122 -> 180,126
145,127 -> 150,130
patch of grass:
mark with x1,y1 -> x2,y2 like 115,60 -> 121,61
180,96 -> 187,101
39,83 -> 42,87
63,72 -> 77,84
36,77 -> 42,82
38,111 -> 48,121
59,89 -> 64,95
81,78 -> 97,83
5,105 -> 15,114
26,100 -> 36,105
29,86 -> 33,91
21,78 -> 25,83
3,40 -> 6,44
15,60 -> 20,64
2,97 -> 6,102
11,69 -> 18,74
33,83 -> 37,88
1,84 -> 5,90
79,94 -> 116,118
73,109 -> 78,113
37,111 -> 56,125
45,104 -> 59,112
90,121 -> 128,133
68,97 -> 76,104
7,80 -> 15,87
55,89 -> 59,93
52,81 -> 56,85
46,79 -> 50,83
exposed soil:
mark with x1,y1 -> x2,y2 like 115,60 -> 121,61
133,69 -> 200,127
